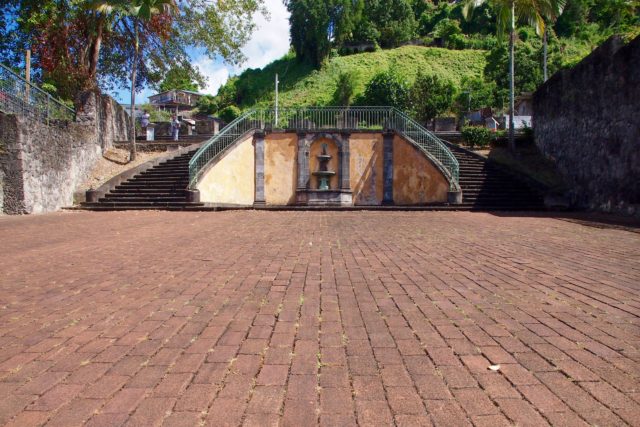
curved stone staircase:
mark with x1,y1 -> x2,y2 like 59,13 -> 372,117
80,139 -> 545,211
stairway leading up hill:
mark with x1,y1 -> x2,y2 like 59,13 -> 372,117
447,143 -> 545,210
81,150 -> 204,211
80,137 -> 546,211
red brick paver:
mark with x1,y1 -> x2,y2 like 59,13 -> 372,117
0,210 -> 639,426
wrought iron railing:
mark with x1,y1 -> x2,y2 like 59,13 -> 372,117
189,107 -> 459,190
0,63 -> 76,123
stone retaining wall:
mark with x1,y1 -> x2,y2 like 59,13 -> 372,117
533,35 -> 640,214
0,91 -> 130,214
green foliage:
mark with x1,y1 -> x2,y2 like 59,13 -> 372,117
285,0 -> 418,66
461,125 -> 493,148
360,69 -> 410,109
219,105 -> 241,123
1,0 -> 266,101
140,103 -> 171,121
410,73 -> 457,123
285,0 -> 350,67
332,71 -> 359,106
484,39 -> 545,108
371,0 -> 418,48
196,95 -> 218,115
433,18 -> 463,47
40,82 -> 58,97
454,76 -> 496,116
220,46 -> 486,109
158,65 -> 203,92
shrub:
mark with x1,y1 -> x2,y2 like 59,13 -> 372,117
332,71 -> 359,106
447,33 -> 466,50
360,70 -> 410,110
219,105 -> 242,124
522,124 -> 534,140
140,103 -> 171,122
196,95 -> 218,115
410,73 -> 457,124
461,126 -> 493,148
432,18 -> 463,49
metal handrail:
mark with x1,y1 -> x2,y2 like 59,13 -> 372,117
0,63 -> 76,123
188,107 -> 459,190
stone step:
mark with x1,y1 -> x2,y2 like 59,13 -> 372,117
107,191 -> 187,197
101,197 -> 188,203
83,201 -> 204,208
138,174 -> 189,179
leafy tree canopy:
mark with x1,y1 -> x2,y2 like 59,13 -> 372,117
359,69 -> 410,109
410,73 -> 457,123
0,0 -> 265,101
158,64 -> 204,92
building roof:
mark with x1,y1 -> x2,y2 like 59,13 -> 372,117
149,89 -> 204,98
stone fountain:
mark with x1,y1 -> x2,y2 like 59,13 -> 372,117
313,143 -> 336,190
295,134 -> 353,206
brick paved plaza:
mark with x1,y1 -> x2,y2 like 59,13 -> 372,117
0,211 -> 639,426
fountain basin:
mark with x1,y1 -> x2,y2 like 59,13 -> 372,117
296,189 -> 353,206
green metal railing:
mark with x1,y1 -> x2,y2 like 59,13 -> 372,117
0,63 -> 76,123
189,107 -> 459,190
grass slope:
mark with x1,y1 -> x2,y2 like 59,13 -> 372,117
230,46 -> 488,108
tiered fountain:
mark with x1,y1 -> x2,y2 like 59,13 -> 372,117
296,139 -> 353,206
313,143 -> 336,190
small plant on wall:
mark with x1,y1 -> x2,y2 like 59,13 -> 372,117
461,126 -> 493,149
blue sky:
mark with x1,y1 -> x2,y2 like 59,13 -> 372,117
112,0 -> 291,104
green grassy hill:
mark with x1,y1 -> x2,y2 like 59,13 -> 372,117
226,46 -> 488,109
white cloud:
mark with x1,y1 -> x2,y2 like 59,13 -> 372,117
193,57 -> 230,96
235,0 -> 291,72
114,0 -> 290,102
194,0 -> 290,96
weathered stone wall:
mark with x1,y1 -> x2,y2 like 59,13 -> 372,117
533,35 -> 640,213
0,91 -> 130,214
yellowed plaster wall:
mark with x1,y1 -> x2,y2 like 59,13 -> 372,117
350,133 -> 384,205
393,135 -> 449,205
196,135 -> 255,205
264,133 -> 297,205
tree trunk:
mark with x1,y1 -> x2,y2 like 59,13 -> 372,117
508,1 -> 516,153
543,27 -> 548,82
88,14 -> 105,80
130,21 -> 138,161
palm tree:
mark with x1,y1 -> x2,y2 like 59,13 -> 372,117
543,0 -> 566,81
90,0 -> 177,160
464,0 -> 552,152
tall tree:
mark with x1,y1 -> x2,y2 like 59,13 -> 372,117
370,0 -> 417,48
285,0 -> 353,67
543,0 -> 566,81
464,0 -> 552,151
90,0 -> 178,160
158,65 -> 204,92
410,73 -> 457,125
3,0 -> 265,100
